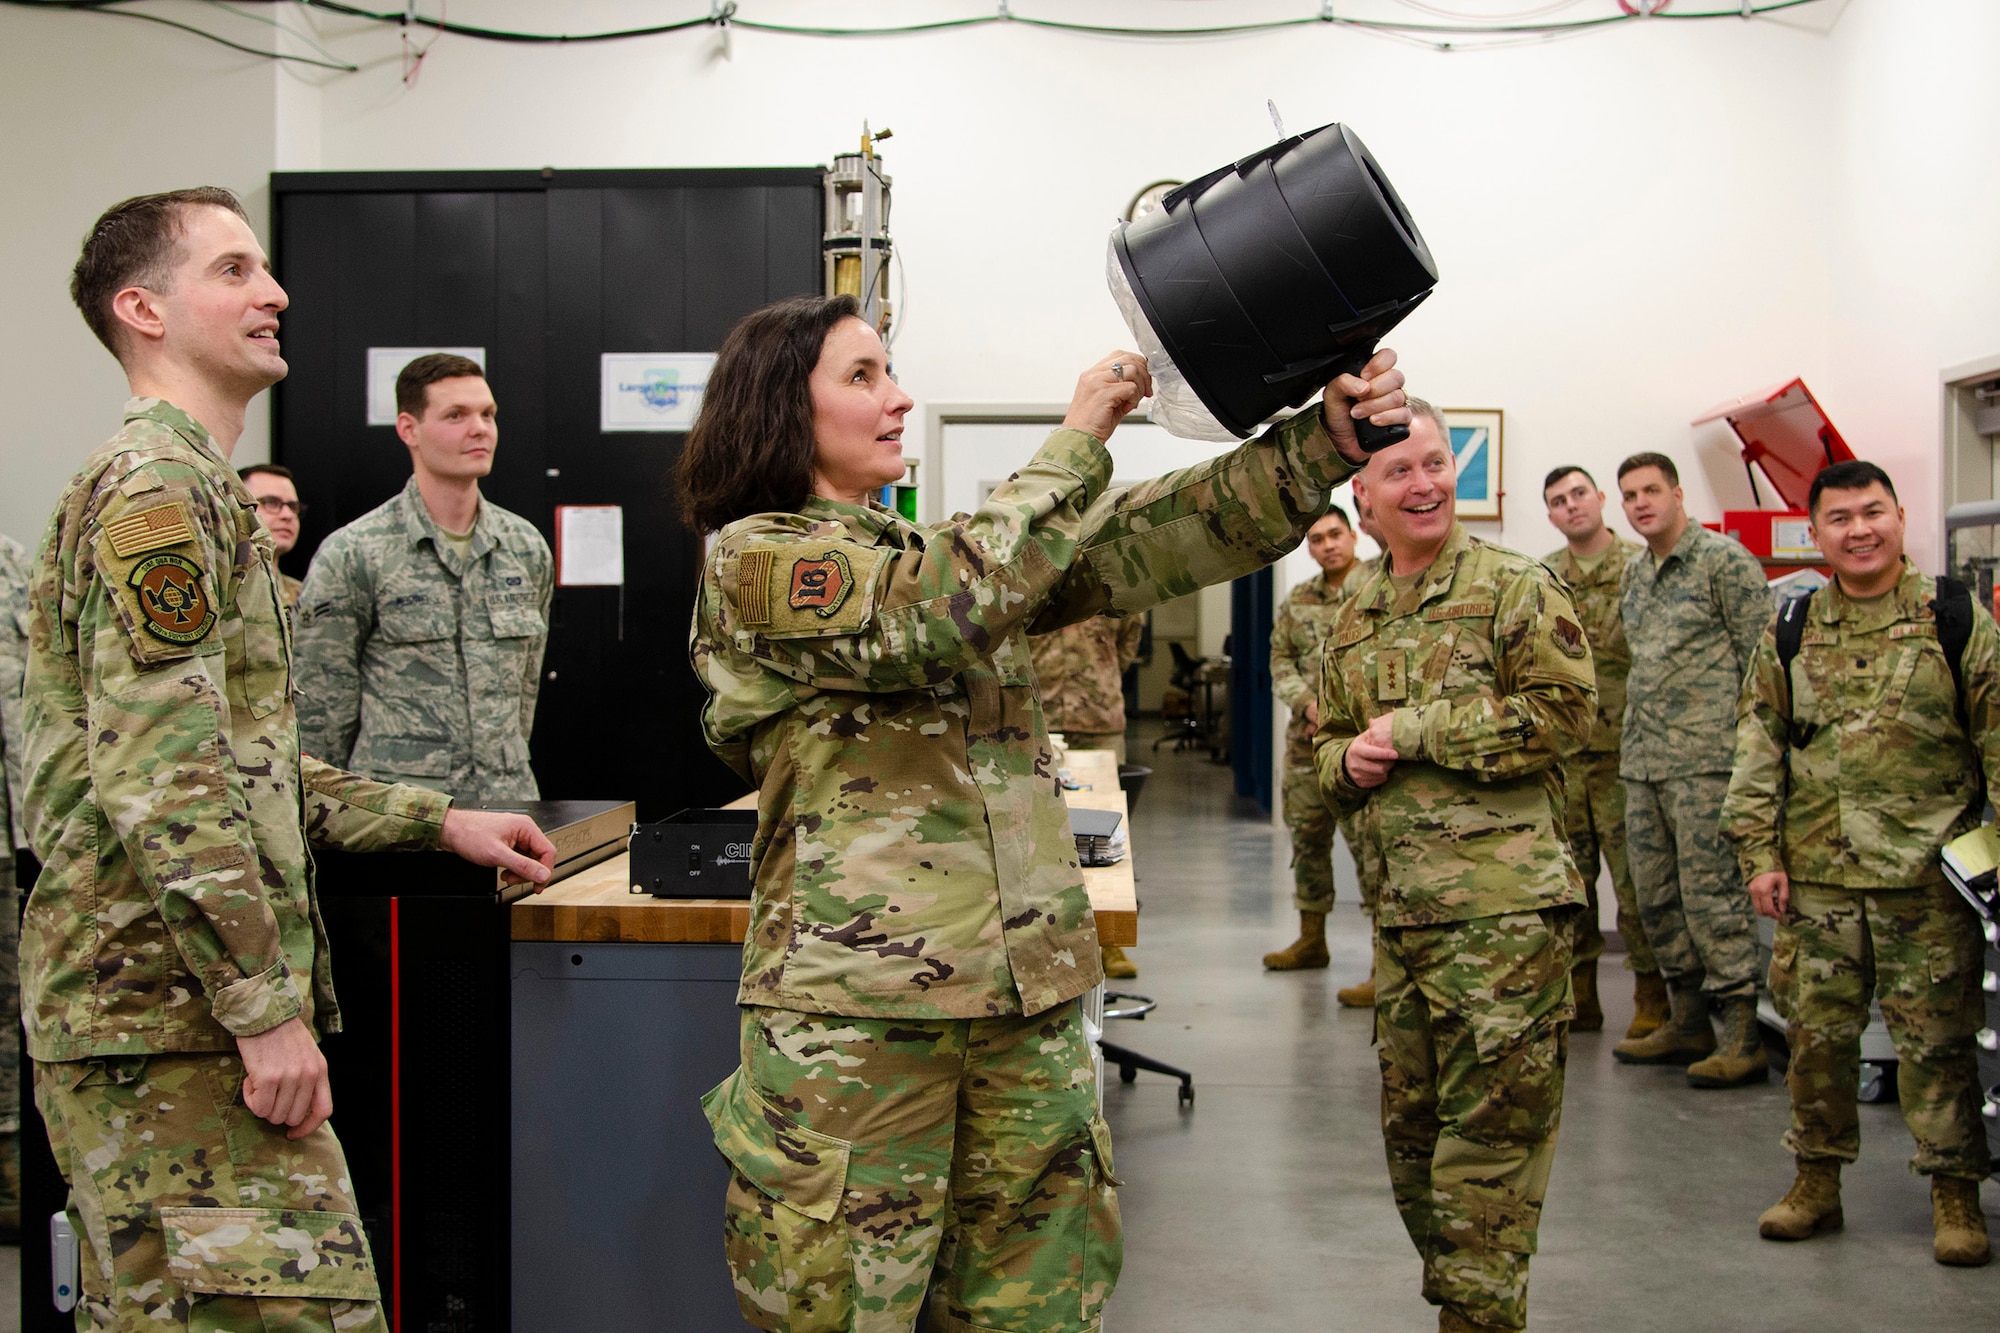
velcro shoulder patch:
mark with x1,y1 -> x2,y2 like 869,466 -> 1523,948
732,541 -> 886,638
127,552 -> 217,646
736,549 -> 773,627
103,500 -> 196,557
92,494 -> 219,664
1550,614 -> 1587,658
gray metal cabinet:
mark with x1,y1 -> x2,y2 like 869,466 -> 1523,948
511,941 -> 746,1330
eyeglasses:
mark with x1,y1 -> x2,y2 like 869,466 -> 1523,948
254,496 -> 308,517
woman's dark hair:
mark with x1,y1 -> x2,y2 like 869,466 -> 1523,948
676,293 -> 861,532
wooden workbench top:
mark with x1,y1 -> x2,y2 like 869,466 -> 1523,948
511,746 -> 1137,946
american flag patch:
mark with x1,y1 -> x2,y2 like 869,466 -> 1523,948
103,502 -> 196,557
737,549 -> 772,626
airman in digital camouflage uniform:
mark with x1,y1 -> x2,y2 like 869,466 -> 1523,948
1029,611 -> 1147,977
681,294 -> 1406,1333
294,354 -> 553,803
1541,465 -> 1663,1037
1264,504 -> 1379,990
1723,461 -> 1991,1267
1613,452 -> 1774,1086
26,187 -> 556,1333
1317,400 -> 1593,1333
0,530 -> 30,1237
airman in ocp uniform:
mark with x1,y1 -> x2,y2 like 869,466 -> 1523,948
26,186 -> 556,1333
1030,610 -> 1148,978
682,295 -> 1407,1333
1317,399 -> 1593,1333
1724,460 -> 1991,1267
1264,504 -> 1382,997
0,530 -> 29,1237
1028,611 -> 1145,762
1541,465 -> 1664,1037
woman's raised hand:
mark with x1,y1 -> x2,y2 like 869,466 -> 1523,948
1322,347 -> 1408,462
1062,351 -> 1153,444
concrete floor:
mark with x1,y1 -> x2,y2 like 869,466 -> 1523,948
2,725 -> 1992,1332
1101,723 -> 1998,1332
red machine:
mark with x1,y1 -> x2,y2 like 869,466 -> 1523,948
1692,378 -> 1854,574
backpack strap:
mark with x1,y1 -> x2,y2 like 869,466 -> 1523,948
1931,574 -> 1973,727
1777,577 -> 1974,749
1775,590 -> 1815,749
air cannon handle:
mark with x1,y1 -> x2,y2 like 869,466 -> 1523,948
1330,345 -> 1408,454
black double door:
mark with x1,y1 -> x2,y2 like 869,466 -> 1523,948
273,167 -> 826,818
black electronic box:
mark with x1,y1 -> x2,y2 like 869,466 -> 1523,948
631,808 -> 759,898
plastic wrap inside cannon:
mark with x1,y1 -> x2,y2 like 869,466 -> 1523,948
1106,235 -> 1239,443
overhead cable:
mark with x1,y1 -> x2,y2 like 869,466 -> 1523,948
0,0 -> 1837,64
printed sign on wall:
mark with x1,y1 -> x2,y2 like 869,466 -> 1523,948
600,353 -> 716,433
555,506 -> 625,587
365,347 -> 485,426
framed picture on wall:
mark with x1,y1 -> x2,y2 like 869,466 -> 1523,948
1445,408 -> 1504,521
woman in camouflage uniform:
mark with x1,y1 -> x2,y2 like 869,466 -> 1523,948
678,293 -> 1404,1333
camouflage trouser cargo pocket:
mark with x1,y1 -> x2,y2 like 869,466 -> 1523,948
703,1067 -> 856,1332
160,1207 -> 380,1300
712,1003 -> 1119,1333
34,1052 -> 385,1333
1768,924 -> 1797,1024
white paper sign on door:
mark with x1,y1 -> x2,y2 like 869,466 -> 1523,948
365,347 -> 485,426
600,353 -> 715,432
556,505 -> 625,587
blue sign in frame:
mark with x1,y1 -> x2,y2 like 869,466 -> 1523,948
1447,408 -> 1504,521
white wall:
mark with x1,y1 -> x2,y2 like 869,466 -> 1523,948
5,1 -> 1993,585
292,0 -> 1846,563
1824,0 -> 2000,568
0,2 -> 282,547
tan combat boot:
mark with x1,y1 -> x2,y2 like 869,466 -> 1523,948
1932,1175 -> 1993,1267
1687,996 -> 1769,1088
1336,971 -> 1376,1008
1263,911 -> 1330,970
1627,971 -> 1669,1040
1100,943 -> 1138,980
1438,1306 -> 1509,1333
1758,1158 -> 1842,1240
1612,982 -> 1715,1065
1570,959 -> 1603,1032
